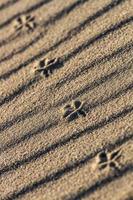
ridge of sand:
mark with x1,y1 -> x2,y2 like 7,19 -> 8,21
0,0 -> 133,199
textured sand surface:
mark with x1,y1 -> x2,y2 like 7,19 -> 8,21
0,0 -> 133,199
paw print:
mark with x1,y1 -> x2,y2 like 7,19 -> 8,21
62,100 -> 86,121
97,149 -> 121,171
34,57 -> 61,77
14,14 -> 36,32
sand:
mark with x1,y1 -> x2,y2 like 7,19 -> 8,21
0,0 -> 133,199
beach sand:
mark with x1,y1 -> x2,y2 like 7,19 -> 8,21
0,0 -> 133,199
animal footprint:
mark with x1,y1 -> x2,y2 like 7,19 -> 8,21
62,100 -> 86,121
34,57 -> 61,77
96,149 -> 122,171
14,14 -> 36,32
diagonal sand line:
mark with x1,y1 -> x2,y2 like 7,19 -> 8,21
0,43 -> 132,135
0,105 -> 132,177
3,131 -> 133,200
0,0 -> 126,75
0,0 -> 20,12
0,0 -> 54,29
66,163 -> 133,200
0,0 -> 90,48
0,16 -> 132,108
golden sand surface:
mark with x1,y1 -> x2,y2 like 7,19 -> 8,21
0,0 -> 133,199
